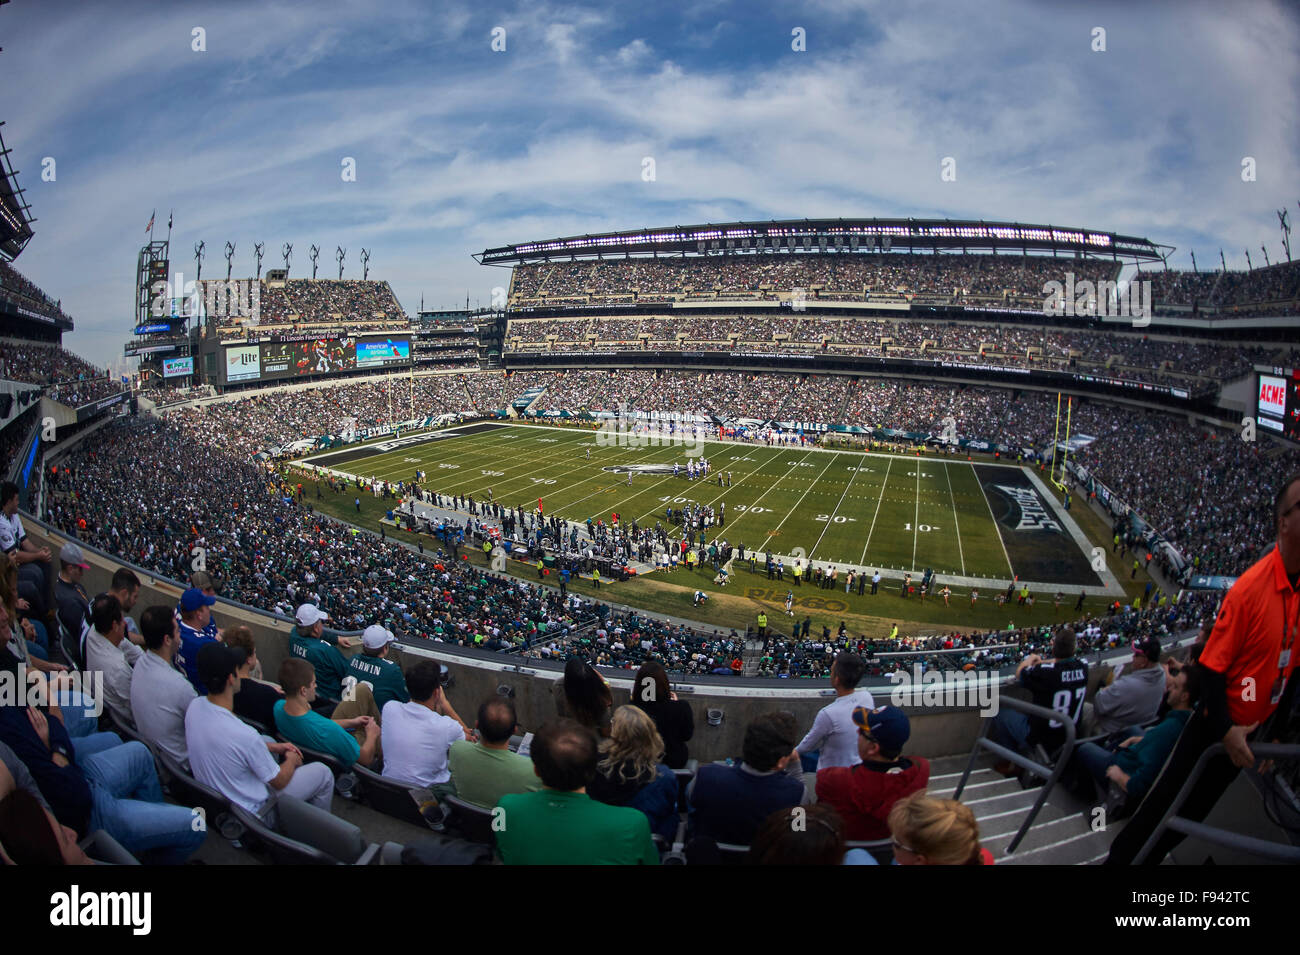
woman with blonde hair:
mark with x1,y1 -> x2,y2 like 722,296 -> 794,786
887,791 -> 993,865
587,705 -> 679,840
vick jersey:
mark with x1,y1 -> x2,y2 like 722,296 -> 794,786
1019,657 -> 1090,749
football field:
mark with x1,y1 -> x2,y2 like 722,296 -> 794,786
303,421 -> 1122,594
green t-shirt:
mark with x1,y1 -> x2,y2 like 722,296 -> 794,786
495,790 -> 659,866
273,699 -> 361,766
346,653 -> 410,711
289,629 -> 350,702
447,740 -> 541,808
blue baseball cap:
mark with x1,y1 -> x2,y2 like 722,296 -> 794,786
853,705 -> 911,754
180,587 -> 217,613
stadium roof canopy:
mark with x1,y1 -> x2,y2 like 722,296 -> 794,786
476,217 -> 1169,266
0,123 -> 35,261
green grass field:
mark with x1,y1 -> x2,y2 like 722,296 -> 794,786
304,421 -> 1113,592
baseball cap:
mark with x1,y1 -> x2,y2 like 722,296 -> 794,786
59,542 -> 90,569
853,705 -> 911,754
1132,635 -> 1161,662
191,570 -> 215,591
295,604 -> 330,627
196,642 -> 243,691
362,624 -> 396,650
180,587 -> 217,612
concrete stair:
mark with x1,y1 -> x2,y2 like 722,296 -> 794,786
927,754 -> 1118,865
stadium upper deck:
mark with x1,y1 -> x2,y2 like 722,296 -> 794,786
477,217 -> 1167,266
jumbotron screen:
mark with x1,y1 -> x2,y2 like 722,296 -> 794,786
1256,368 -> 1300,444
262,338 -> 357,378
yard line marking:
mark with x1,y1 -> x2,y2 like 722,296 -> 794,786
860,456 -> 892,566
943,461 -> 967,576
807,453 -> 859,561
975,464 -> 1015,578
912,462 -> 921,569
754,449 -> 834,554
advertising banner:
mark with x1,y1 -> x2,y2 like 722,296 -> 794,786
225,345 -> 261,382
357,338 -> 410,367
162,356 -> 194,378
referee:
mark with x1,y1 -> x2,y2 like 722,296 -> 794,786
1106,473 -> 1300,865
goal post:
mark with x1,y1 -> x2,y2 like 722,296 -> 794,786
1049,393 -> 1073,491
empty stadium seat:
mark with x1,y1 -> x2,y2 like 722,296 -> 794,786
229,799 -> 377,865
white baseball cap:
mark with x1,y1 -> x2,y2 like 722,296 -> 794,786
362,624 -> 396,650
295,604 -> 330,627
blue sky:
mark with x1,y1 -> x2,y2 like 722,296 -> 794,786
2,0 -> 1298,368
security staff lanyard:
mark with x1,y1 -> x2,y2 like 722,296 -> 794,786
1275,586 -> 1300,706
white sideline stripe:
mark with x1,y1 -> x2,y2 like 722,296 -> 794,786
1077,851 -> 1110,865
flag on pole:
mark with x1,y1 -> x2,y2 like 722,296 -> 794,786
145,210 -> 155,233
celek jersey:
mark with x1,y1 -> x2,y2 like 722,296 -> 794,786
1020,657 -> 1090,749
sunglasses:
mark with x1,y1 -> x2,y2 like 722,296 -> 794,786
892,839 -> 916,854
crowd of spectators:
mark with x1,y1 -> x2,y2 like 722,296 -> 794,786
509,253 -> 1122,308
0,259 -> 72,325
256,279 -> 406,325
0,342 -> 108,390
506,315 -> 1282,386
1138,260 -> 1300,318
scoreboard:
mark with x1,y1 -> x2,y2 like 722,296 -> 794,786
1256,368 -> 1300,444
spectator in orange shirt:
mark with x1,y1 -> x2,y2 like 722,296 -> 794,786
1107,473 -> 1300,865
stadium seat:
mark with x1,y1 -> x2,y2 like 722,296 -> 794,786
442,794 -> 497,845
57,621 -> 83,671
229,800 -> 375,866
352,763 -> 444,830
154,749 -> 245,844
272,793 -> 380,864
672,759 -> 698,814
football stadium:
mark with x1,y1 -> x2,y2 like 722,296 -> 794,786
1,0 -> 1298,913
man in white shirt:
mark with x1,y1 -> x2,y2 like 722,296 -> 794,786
381,660 -> 470,799
82,593 -> 140,725
185,642 -> 333,823
131,605 -> 196,767
795,652 -> 875,771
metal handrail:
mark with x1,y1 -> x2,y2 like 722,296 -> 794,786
953,693 -> 1079,854
1135,742 -> 1300,864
